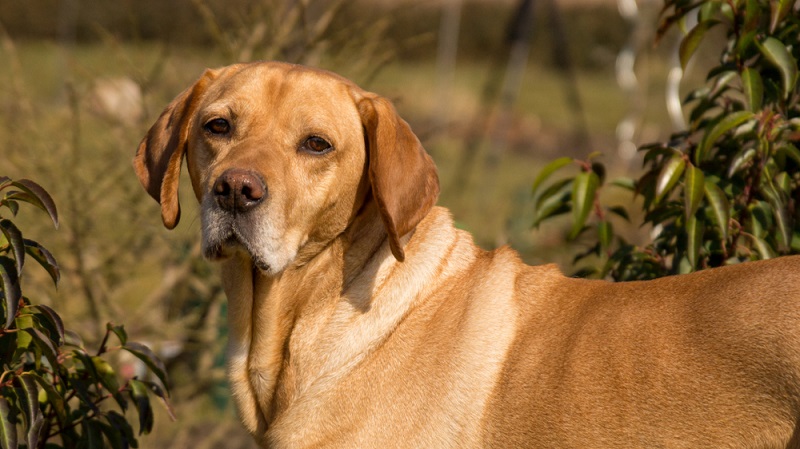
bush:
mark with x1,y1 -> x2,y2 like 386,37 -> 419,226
532,0 -> 800,280
0,177 -> 171,449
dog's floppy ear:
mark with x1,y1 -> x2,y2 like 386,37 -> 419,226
134,69 -> 217,229
358,95 -> 440,261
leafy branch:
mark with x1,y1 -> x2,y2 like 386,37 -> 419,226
0,176 -> 172,449
532,0 -> 800,280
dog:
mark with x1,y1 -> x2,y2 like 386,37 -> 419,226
135,61 -> 800,448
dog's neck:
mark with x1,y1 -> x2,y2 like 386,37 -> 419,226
222,201 -> 446,440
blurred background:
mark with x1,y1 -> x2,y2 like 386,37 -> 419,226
0,0 -> 702,446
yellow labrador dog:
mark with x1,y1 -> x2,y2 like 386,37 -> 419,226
135,61 -> 800,448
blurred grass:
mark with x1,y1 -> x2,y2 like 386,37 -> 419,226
2,40 -> 678,268
0,1 -> 708,446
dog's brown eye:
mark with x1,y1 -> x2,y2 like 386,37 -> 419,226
302,136 -> 333,154
204,118 -> 231,135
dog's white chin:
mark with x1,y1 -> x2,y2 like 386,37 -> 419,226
250,245 -> 295,276
201,199 -> 300,276
202,235 -> 298,276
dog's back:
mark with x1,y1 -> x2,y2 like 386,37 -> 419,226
482,256 -> 800,448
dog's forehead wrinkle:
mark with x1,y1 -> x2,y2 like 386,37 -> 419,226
205,66 -> 360,148
199,101 -> 236,121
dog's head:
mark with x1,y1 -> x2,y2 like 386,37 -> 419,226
134,62 -> 439,275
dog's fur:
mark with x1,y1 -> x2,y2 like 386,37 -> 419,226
135,61 -> 800,448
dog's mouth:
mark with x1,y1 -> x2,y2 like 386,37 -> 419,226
201,196 -> 299,276
203,229 -> 272,273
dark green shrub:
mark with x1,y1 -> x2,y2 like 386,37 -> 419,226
0,177 -> 171,449
532,0 -> 799,280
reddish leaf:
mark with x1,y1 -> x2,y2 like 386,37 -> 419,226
23,239 -> 59,286
0,397 -> 17,449
0,219 -> 24,274
123,342 -> 169,388
10,179 -> 58,229
0,256 -> 21,328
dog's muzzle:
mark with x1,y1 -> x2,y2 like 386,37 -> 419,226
202,168 -> 273,269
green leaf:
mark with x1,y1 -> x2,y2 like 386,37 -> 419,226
0,220 -> 24,275
728,147 -> 757,177
29,304 -> 64,346
644,202 -> 683,227
532,179 -> 572,228
531,157 -> 573,198
0,397 -> 17,449
697,1 -> 719,22
741,68 -> 763,112
775,171 -> 791,194
105,410 -> 137,449
71,353 -> 102,413
751,234 -> 776,259
81,419 -> 104,449
64,329 -> 84,347
3,201 -> 18,217
749,201 -> 773,238
23,239 -> 59,286
123,342 -> 169,388
535,178 -> 572,210
683,163 -> 705,221
686,213 -> 705,269
774,203 -> 791,249
777,144 -> 800,165
590,162 -> 606,184
572,267 -> 599,278
15,313 -> 34,330
762,180 -> 791,249
18,374 -> 42,449
8,180 -> 58,229
107,323 -> 128,346
129,379 -> 154,435
679,20 -> 718,70
96,420 -> 126,449
608,205 -> 630,221
92,356 -> 127,411
736,30 -> 757,58
17,373 -> 41,423
742,0 -> 761,33
770,0 -> 794,33
29,372 -> 66,422
704,180 -> 730,241
141,380 -> 176,421
758,37 -> 799,99
610,177 -> 635,191
26,415 -> 44,449
569,171 -> 600,240
656,156 -> 686,203
696,111 -> 755,164
0,256 -> 21,328
598,221 -> 614,252
683,86 -> 711,104
14,314 -> 33,350
24,327 -> 59,368
711,70 -> 738,94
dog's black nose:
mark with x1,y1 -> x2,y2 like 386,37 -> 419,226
213,169 -> 266,213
